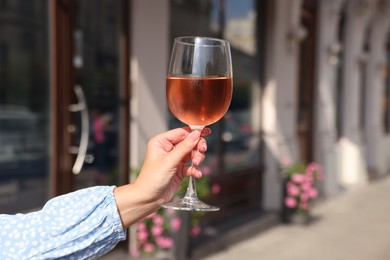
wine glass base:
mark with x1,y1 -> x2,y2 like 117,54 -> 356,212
162,197 -> 220,212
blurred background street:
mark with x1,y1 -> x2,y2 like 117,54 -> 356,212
205,176 -> 390,260
1,0 -> 390,259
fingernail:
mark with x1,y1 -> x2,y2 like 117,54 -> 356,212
202,143 -> 207,152
193,158 -> 199,166
203,128 -> 212,135
188,130 -> 201,142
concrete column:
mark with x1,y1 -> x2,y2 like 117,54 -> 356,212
314,0 -> 346,197
130,0 -> 169,168
262,0 -> 303,211
129,0 -> 169,256
337,0 -> 375,188
365,1 -> 390,177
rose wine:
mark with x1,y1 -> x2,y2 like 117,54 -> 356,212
166,76 -> 232,126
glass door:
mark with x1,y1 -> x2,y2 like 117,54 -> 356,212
169,0 -> 266,222
72,0 -> 124,189
51,0 -> 129,195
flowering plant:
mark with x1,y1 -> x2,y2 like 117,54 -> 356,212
131,165 -> 221,257
133,209 -> 176,257
280,158 -> 323,214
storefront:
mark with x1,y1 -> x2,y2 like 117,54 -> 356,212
3,0 -> 390,259
0,0 -> 130,213
169,0 -> 266,223
0,0 -> 266,255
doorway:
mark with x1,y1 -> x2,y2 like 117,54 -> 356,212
296,0 -> 317,162
50,0 -> 130,196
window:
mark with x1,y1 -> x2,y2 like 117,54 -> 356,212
20,32 -> 35,52
0,43 -> 8,64
0,0 -> 8,9
0,0 -> 50,213
19,1 -> 34,16
170,0 -> 265,222
222,0 -> 261,173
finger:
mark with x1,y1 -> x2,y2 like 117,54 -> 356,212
192,150 -> 205,166
167,130 -> 201,166
197,137 -> 207,153
160,127 -> 211,146
178,133 -> 208,163
160,127 -> 192,145
184,126 -> 211,137
182,153 -> 192,163
201,127 -> 212,137
181,165 -> 202,178
178,137 -> 206,162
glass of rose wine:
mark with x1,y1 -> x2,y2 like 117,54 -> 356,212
163,36 -> 233,211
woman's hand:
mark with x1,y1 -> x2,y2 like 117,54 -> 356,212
114,127 -> 210,228
134,126 -> 210,205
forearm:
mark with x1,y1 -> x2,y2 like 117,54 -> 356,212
0,186 -> 126,259
114,184 -> 161,228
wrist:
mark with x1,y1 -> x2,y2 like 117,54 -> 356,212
113,184 -> 161,228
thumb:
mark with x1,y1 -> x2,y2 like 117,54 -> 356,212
167,130 -> 201,165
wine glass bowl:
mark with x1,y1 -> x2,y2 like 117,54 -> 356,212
163,36 -> 233,211
166,76 -> 232,127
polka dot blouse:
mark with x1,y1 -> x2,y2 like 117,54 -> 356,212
0,186 -> 126,259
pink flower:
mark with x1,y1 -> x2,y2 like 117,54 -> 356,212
300,201 -> 309,210
170,216 -> 182,232
152,225 -> 164,236
137,222 -> 147,231
201,166 -> 212,176
307,163 -> 324,177
137,230 -> 149,241
304,175 -> 314,183
156,236 -> 164,248
308,188 -> 318,199
284,197 -> 297,208
300,192 -> 310,202
307,162 -> 320,173
190,225 -> 201,237
291,173 -> 305,184
287,183 -> 300,197
300,182 -> 312,192
211,183 -> 221,194
153,215 -> 164,226
156,236 -> 174,249
143,243 -> 155,253
164,237 -> 173,248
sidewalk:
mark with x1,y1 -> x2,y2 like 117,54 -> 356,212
204,177 -> 390,260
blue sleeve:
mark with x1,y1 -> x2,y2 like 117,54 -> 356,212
0,186 -> 127,259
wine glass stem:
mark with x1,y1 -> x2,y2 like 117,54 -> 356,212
184,125 -> 204,200
184,175 -> 198,199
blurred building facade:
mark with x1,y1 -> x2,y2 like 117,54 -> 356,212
262,0 -> 390,211
1,0 -> 390,258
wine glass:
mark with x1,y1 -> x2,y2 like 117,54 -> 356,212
163,36 -> 233,211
